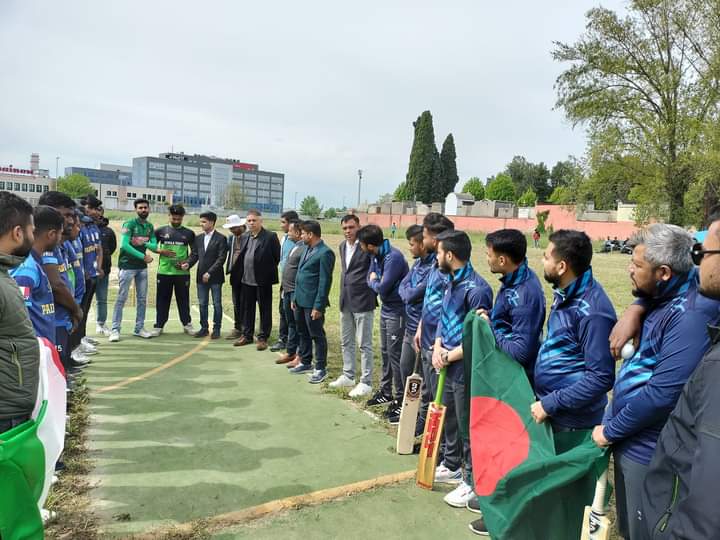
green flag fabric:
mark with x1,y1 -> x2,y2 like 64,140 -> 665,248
0,402 -> 47,540
463,312 -> 608,540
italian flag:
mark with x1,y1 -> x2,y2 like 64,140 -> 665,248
0,338 -> 67,540
462,313 -> 608,540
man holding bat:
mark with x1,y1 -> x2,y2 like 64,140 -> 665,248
431,229 -> 492,508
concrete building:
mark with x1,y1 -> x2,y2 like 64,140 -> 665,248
65,166 -> 133,186
444,192 -> 475,216
0,165 -> 52,206
132,152 -> 284,213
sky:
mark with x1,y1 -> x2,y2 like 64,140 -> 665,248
0,0 -> 627,209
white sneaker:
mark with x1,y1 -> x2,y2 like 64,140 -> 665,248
328,374 -> 356,389
51,474 -> 59,485
78,342 -> 98,355
82,336 -> 100,346
41,508 -> 57,524
133,328 -> 153,339
183,323 -> 195,335
444,481 -> 475,508
96,324 -> 111,337
150,327 -> 163,337
71,350 -> 90,365
108,330 -> 120,342
348,382 -> 373,398
435,462 -> 463,484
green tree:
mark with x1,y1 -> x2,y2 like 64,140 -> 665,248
299,195 -> 323,218
462,177 -> 485,200
517,188 -> 537,207
223,182 -> 246,210
485,173 -> 516,202
404,110 -> 440,203
324,207 -> 338,219
504,156 -> 552,201
440,133 -> 459,197
56,173 -> 93,199
549,186 -> 574,205
377,192 -> 394,204
553,1 -> 720,224
550,157 -> 583,190
429,148 -> 446,203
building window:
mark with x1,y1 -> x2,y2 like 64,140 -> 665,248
183,166 -> 198,174
13,183 -> 20,191
0,182 -> 4,189
166,172 -> 181,180
149,161 -> 165,170
43,185 -> 48,192
29,184 -> 35,193
166,164 -> 181,172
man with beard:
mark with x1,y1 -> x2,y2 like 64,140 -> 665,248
0,191 -> 40,434
639,211 -> 720,539
532,229 -> 615,431
431,229 -> 492,509
110,198 -> 168,342
11,206 -> 64,344
591,224 -> 719,540
271,210 -> 300,352
38,191 -> 82,369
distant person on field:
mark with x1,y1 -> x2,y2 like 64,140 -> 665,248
223,214 -> 247,340
390,222 -> 397,239
94,207 -> 116,336
532,229 -> 540,248
275,220 -> 304,368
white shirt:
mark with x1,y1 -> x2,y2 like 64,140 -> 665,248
204,230 -> 214,251
345,239 -> 359,270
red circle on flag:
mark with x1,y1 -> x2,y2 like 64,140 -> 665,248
470,396 -> 530,496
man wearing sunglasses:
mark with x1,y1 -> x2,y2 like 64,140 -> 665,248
591,224 -> 720,540
640,213 -> 720,539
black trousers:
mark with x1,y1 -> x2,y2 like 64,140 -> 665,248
155,274 -> 192,328
277,287 -> 288,343
231,279 -> 244,331
69,277 -> 96,351
241,282 -> 273,341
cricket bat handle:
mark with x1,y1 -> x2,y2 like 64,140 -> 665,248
435,368 -> 446,405
591,470 -> 608,514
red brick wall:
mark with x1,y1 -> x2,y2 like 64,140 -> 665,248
357,204 -> 639,241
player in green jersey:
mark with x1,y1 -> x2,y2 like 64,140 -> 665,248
151,204 -> 196,336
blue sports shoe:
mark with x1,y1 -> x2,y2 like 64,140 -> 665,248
289,363 -> 313,374
308,369 -> 327,384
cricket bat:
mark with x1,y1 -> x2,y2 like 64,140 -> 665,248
396,351 -> 424,455
416,367 -> 447,490
580,470 -> 611,540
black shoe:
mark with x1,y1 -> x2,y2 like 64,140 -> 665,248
194,329 -> 209,338
366,392 -> 393,407
466,497 -> 483,514
211,329 -> 221,339
383,400 -> 401,418
414,415 -> 426,437
270,340 -> 286,352
469,518 -> 489,536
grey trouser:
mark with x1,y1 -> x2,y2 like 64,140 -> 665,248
442,374 -> 473,485
340,310 -> 374,385
614,451 -> 650,540
399,332 -> 417,382
379,313 -> 405,399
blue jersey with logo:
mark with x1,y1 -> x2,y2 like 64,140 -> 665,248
398,252 -> 436,336
603,269 -> 720,465
80,223 -> 100,278
420,265 -> 449,350
68,239 -> 85,303
534,269 -> 617,430
10,250 -> 56,343
43,246 -> 73,330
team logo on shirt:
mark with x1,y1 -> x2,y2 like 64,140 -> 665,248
18,285 -> 30,301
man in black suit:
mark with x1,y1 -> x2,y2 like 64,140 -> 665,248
328,214 -> 377,398
183,212 -> 228,339
233,209 -> 281,351
222,214 -> 247,340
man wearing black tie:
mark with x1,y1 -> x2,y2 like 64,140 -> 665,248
223,214 -> 247,340
183,212 -> 228,339
329,214 -> 377,398
233,209 -> 281,351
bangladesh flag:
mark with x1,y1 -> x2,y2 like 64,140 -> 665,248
0,338 -> 67,540
462,312 -> 608,540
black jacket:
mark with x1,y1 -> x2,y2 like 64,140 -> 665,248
233,228 -> 281,286
187,230 -> 228,285
98,218 -> 117,274
338,240 -> 376,313
641,323 -> 720,539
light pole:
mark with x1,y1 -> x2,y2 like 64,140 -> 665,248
55,156 -> 60,179
294,191 -> 298,210
357,169 -> 362,208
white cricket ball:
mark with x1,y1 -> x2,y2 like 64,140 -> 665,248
621,341 -> 635,360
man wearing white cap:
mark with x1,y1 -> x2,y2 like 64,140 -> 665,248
223,214 -> 247,339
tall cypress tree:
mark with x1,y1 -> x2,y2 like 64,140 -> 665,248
405,110 -> 439,203
440,133 -> 459,197
430,148 -> 446,203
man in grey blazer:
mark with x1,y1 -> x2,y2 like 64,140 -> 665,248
328,214 -> 377,398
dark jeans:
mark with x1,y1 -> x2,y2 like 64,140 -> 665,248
278,287 -> 288,343
155,274 -> 192,328
614,451 -> 650,540
79,277 -> 96,339
295,305 -> 327,370
282,291 -> 298,355
231,278 -> 243,331
443,374 -> 473,485
56,326 -> 70,371
241,283 -> 273,341
0,415 -> 30,434
379,313 -> 405,400
399,332 -> 417,382
197,282 -> 223,331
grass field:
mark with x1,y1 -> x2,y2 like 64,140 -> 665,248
50,213 -> 633,539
